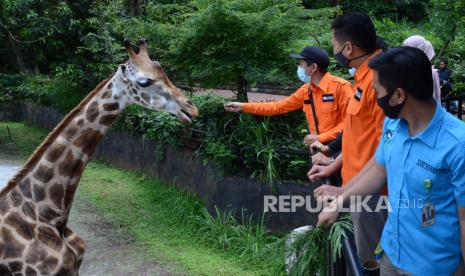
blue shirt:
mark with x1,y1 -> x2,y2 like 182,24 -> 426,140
375,102 -> 465,275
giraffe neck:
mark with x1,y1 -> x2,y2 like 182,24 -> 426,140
8,76 -> 129,231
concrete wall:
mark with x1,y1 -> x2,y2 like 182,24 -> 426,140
0,102 -> 319,232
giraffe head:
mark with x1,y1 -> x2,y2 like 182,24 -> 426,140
115,38 -> 198,124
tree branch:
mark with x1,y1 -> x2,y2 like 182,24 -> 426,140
0,21 -> 50,44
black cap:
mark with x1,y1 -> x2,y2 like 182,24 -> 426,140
290,46 -> 330,70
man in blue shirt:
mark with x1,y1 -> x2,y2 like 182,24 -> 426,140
317,46 -> 465,275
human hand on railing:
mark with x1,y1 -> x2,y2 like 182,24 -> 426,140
317,202 -> 340,227
224,102 -> 243,112
307,164 -> 333,182
311,152 -> 333,166
310,141 -> 330,156
314,184 -> 343,199
303,134 -> 319,147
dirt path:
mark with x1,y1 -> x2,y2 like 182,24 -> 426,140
68,194 -> 176,276
0,159 -> 179,276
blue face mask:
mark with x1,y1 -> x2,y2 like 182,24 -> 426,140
297,67 -> 311,83
348,67 -> 356,77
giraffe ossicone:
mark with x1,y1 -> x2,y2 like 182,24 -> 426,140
0,38 -> 198,275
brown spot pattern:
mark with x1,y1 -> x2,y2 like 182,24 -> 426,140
0,198 -> 9,215
49,183 -> 64,209
73,128 -> 103,156
67,235 -> 85,257
38,206 -> 60,223
141,93 -> 151,103
0,264 -> 10,274
103,103 -> 119,113
33,184 -> 45,202
37,226 -> 62,252
4,212 -> 34,240
0,227 -> 25,259
26,267 -> 38,276
64,184 -> 78,209
86,101 -> 99,122
33,164 -> 54,183
46,143 -> 66,162
22,201 -> 37,221
37,255 -> 59,275
62,125 -> 79,141
58,152 -> 84,178
99,114 -> 117,126
8,261 -> 22,272
20,178 -> 33,199
101,90 -> 112,99
25,242 -> 47,264
10,188 -> 22,207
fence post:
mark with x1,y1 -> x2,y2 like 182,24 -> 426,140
341,229 -> 364,276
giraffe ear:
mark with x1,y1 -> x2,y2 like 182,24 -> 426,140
119,64 -> 129,82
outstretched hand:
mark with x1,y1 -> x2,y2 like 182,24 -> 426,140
224,102 -> 243,113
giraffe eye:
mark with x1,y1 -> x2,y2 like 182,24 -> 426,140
137,79 -> 154,88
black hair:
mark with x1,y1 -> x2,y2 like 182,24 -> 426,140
440,59 -> 448,65
331,12 -> 377,51
376,36 -> 388,51
368,46 -> 433,101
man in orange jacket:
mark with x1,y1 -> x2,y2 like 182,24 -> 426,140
224,46 -> 352,156
308,12 -> 387,264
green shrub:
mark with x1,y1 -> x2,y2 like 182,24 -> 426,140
192,207 -> 285,273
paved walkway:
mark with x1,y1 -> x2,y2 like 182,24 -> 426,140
195,88 -> 287,102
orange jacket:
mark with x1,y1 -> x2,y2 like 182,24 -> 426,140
242,72 -> 352,143
341,50 -> 385,186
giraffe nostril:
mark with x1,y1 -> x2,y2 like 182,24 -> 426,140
187,100 -> 193,106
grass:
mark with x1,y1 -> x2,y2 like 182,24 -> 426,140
0,121 -> 354,275
0,121 -> 284,275
0,122 -> 48,158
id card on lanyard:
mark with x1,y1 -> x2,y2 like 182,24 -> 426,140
422,178 -> 435,228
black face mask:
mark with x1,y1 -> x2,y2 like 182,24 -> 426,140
335,43 -> 374,69
377,91 -> 405,119
335,45 -> 350,68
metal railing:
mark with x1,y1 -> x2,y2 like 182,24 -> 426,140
327,229 -> 365,276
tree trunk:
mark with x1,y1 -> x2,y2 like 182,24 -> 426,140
33,63 -> 40,75
438,23 -> 458,59
5,32 -> 28,74
237,76 -> 249,102
126,0 -> 141,16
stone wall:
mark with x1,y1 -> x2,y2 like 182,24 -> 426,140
0,102 -> 319,232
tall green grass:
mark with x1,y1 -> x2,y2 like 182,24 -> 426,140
0,121 -> 354,275
0,121 -> 285,275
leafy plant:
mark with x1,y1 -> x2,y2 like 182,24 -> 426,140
167,0 -> 308,101
202,138 -> 237,175
287,215 -> 354,276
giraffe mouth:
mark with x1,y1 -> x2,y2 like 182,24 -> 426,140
179,109 -> 193,124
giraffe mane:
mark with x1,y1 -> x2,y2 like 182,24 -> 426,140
0,75 -> 114,197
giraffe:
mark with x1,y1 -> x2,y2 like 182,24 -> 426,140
0,38 -> 198,275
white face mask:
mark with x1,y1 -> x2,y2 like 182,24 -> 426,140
297,66 -> 311,83
348,67 -> 356,77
